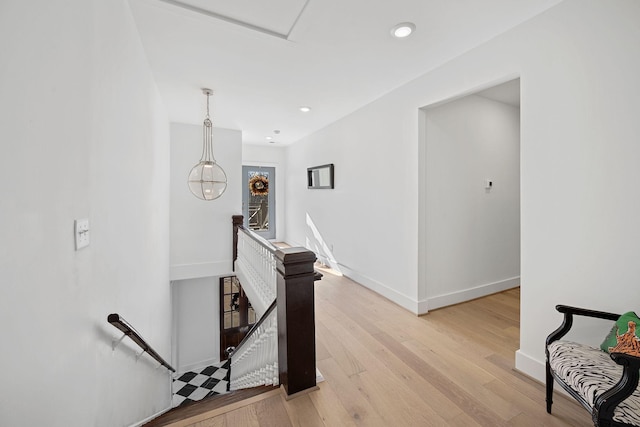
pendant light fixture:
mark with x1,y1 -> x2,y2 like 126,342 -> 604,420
188,88 -> 227,200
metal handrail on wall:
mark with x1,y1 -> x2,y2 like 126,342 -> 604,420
108,313 -> 175,373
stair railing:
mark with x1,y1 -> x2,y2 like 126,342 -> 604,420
108,313 -> 175,372
229,300 -> 278,390
231,215 -> 318,397
233,220 -> 277,317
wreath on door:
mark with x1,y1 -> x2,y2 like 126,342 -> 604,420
249,174 -> 269,196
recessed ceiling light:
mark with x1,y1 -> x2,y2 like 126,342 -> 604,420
391,22 -> 415,38
266,136 -> 273,140
299,106 -> 311,112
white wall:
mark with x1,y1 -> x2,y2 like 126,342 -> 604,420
173,277 -> 221,373
285,0 -> 640,382
242,144 -> 287,242
423,94 -> 520,310
170,124 -> 242,280
285,100 -> 420,310
0,1 -> 171,426
170,123 -> 241,374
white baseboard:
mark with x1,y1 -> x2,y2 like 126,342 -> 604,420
338,263 -> 420,314
335,266 -> 519,316
423,277 -> 520,312
128,407 -> 171,427
515,349 -> 545,383
170,261 -> 233,281
299,242 -> 518,317
515,349 -> 572,398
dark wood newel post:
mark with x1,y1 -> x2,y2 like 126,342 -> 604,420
276,247 -> 318,397
232,215 -> 243,271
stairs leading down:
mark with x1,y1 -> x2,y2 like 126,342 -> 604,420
171,360 -> 231,408
144,385 -> 278,426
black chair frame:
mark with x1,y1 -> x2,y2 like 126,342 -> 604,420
546,305 -> 640,427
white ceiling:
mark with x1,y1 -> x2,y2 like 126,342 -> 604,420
129,0 -> 559,145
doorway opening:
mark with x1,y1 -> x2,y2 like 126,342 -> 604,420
242,165 -> 276,240
418,77 -> 521,313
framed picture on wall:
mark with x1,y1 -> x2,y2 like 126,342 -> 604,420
307,164 -> 334,189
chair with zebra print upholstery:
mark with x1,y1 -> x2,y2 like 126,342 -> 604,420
546,305 -> 640,427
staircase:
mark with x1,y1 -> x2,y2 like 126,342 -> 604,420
144,215 -> 320,425
144,385 -> 279,426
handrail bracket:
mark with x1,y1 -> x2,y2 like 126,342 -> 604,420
112,333 -> 127,351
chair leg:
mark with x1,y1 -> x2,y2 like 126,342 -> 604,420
546,361 -> 554,413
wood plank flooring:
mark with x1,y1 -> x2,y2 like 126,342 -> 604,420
166,269 -> 592,426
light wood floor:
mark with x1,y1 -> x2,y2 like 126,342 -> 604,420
170,269 -> 592,427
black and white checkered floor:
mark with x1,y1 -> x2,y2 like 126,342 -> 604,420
172,360 -> 230,407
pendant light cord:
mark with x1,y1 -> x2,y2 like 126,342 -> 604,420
201,90 -> 215,163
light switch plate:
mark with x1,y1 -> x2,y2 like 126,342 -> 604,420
75,219 -> 90,250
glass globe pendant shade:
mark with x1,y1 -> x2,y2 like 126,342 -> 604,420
188,88 -> 227,201
188,160 -> 227,200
